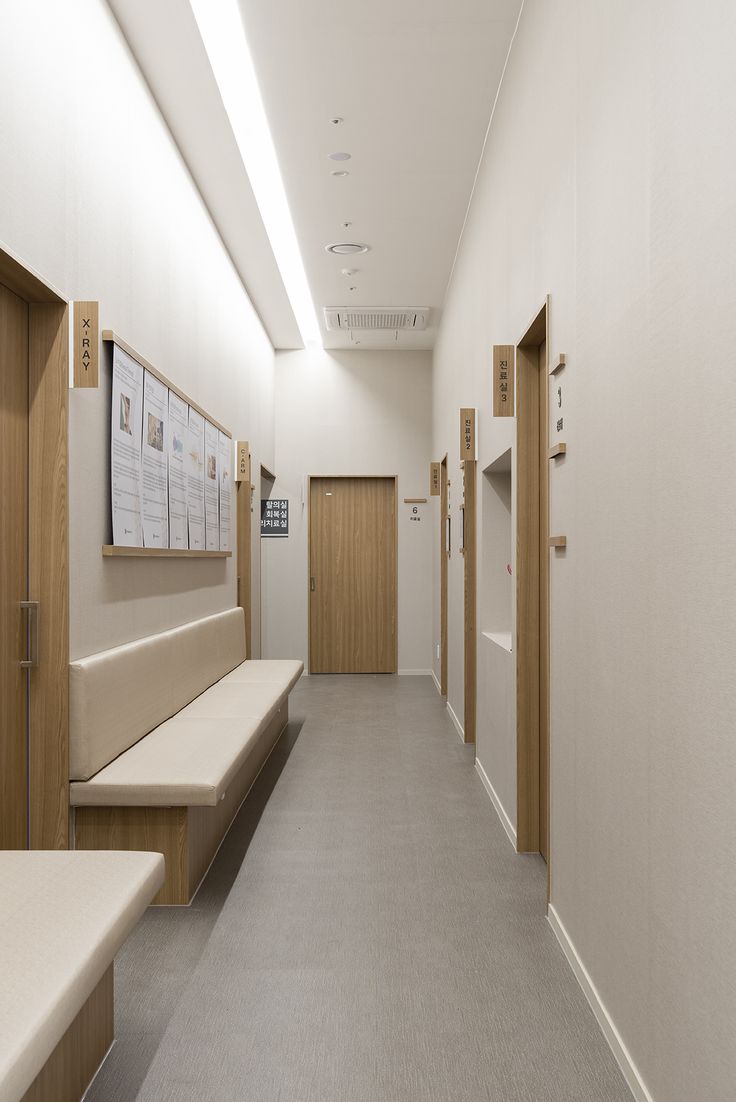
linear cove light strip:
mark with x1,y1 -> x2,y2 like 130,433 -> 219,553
189,0 -> 321,347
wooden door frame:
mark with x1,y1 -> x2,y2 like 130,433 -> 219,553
439,455 -> 448,696
0,244 -> 69,849
515,297 -> 550,868
236,444 -> 252,658
461,458 -> 477,743
307,474 -> 398,674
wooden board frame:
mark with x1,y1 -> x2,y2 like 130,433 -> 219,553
236,448 -> 253,659
515,298 -> 550,880
101,331 -> 231,438
307,475 -> 398,675
0,245 -> 69,849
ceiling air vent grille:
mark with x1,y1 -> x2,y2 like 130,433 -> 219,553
324,307 -> 429,332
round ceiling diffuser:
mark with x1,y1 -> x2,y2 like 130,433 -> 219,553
325,242 -> 369,255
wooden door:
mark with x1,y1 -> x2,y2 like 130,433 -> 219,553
309,476 -> 397,673
462,459 -> 477,743
0,282 -> 30,848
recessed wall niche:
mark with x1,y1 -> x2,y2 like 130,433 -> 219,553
481,448 -> 512,650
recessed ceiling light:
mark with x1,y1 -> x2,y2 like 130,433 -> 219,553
188,0 -> 320,346
328,151 -> 351,161
326,242 -> 369,255
331,170 -> 349,177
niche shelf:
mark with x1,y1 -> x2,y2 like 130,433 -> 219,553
481,448 -> 513,647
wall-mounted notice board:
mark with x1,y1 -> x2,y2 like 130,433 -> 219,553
261,498 -> 289,537
103,331 -> 232,558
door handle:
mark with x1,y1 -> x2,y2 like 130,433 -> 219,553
20,601 -> 39,668
310,577 -> 316,592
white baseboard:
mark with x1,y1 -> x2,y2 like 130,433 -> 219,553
446,700 -> 465,742
474,758 -> 517,849
398,669 -> 432,676
547,904 -> 654,1102
431,669 -> 442,695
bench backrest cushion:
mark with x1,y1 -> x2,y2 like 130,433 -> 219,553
69,608 -> 246,780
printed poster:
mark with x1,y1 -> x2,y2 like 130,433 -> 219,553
110,344 -> 144,546
187,408 -> 206,551
204,420 -> 220,551
141,370 -> 169,548
218,432 -> 231,552
168,391 -> 189,550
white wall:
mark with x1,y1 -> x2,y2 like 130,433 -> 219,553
262,348 -> 433,673
433,1 -> 736,1099
0,0 -> 275,659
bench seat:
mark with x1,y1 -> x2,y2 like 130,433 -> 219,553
220,659 -> 303,688
0,850 -> 163,1102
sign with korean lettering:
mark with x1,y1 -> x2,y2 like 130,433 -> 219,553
459,408 -> 476,460
493,344 -> 514,416
261,498 -> 289,537
430,462 -> 441,496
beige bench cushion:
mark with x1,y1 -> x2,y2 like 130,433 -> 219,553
179,681 -> 285,723
221,659 -> 303,692
70,715 -> 264,807
0,850 -> 164,1102
70,608 -> 246,780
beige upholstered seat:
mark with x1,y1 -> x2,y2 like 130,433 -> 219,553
0,850 -> 164,1102
70,715 -> 263,807
179,681 -> 284,722
220,659 -> 303,691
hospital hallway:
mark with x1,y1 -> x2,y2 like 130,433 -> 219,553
87,675 -> 631,1102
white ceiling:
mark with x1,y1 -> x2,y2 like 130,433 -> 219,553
109,0 -> 522,350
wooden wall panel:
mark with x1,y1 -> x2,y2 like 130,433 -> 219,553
463,460 -> 477,744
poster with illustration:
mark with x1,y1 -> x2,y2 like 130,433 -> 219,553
141,370 -> 169,548
204,420 -> 220,551
218,431 -> 231,552
110,344 -> 143,546
168,391 -> 188,549
187,407 -> 206,550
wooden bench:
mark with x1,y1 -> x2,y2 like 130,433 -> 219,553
69,609 -> 302,904
0,850 -> 163,1102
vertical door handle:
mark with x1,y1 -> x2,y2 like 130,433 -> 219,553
310,577 -> 316,592
20,601 -> 39,668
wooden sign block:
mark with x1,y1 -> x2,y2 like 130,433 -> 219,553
459,408 -> 476,461
493,344 -> 514,416
73,301 -> 99,387
235,441 -> 250,482
430,462 -> 441,496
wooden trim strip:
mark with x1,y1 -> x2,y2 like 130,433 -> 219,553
101,331 -> 231,438
102,546 -> 231,558
549,354 -> 566,376
549,536 -> 567,548
548,443 -> 567,459
403,497 -> 427,504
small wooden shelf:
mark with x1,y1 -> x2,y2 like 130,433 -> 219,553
404,497 -> 427,504
548,443 -> 567,459
102,546 -> 231,558
549,354 -> 566,376
549,536 -> 567,548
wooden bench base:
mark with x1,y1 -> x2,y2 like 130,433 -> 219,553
75,703 -> 288,905
22,966 -> 113,1102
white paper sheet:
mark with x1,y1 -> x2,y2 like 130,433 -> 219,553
141,370 -> 169,548
168,391 -> 189,550
110,344 -> 144,547
204,420 -> 220,550
187,407 -> 206,551
218,432 -> 231,552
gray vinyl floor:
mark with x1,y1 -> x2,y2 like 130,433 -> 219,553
86,675 -> 631,1102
